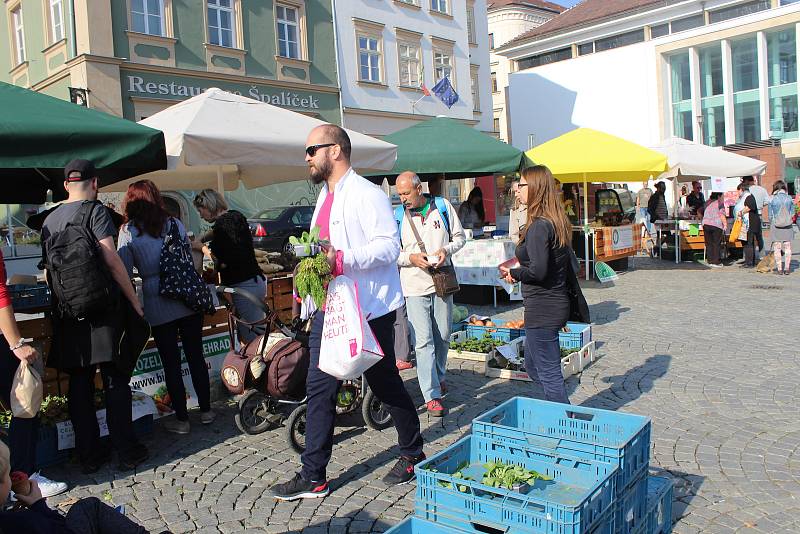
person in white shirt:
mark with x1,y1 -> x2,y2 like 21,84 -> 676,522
270,125 -> 424,501
395,172 -> 465,417
508,180 -> 527,242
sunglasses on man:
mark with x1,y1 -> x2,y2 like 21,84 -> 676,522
305,143 -> 336,157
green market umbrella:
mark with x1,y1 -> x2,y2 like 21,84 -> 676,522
0,81 -> 167,204
366,117 -> 523,184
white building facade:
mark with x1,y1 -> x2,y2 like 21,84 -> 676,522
333,0 -> 494,137
499,0 -> 800,167
488,0 -> 563,142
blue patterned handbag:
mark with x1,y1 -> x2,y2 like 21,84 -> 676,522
159,218 -> 215,314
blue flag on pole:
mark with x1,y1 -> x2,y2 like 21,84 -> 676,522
432,76 -> 459,108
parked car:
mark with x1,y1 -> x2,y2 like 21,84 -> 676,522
248,206 -> 315,252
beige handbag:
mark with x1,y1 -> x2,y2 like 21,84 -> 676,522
11,360 -> 43,419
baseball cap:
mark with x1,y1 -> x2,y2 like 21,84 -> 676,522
64,159 -> 97,182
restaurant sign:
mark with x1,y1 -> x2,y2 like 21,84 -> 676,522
120,69 -> 340,121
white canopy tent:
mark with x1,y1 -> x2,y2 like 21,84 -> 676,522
103,88 -> 397,192
651,137 -> 767,182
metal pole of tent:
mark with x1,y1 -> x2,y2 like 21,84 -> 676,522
216,166 -> 225,194
583,174 -> 590,281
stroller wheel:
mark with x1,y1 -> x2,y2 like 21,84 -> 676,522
235,390 -> 275,435
362,388 -> 393,430
286,404 -> 308,454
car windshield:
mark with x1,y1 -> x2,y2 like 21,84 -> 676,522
253,208 -> 287,220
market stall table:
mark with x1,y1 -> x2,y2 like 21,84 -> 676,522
574,223 -> 643,276
451,238 -> 517,307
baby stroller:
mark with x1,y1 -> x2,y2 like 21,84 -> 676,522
216,286 -> 393,454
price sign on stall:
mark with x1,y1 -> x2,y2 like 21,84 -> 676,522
611,226 -> 633,251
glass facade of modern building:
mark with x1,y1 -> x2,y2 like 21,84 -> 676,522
668,24 -> 799,145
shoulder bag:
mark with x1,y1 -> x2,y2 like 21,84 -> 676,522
405,206 -> 460,298
566,249 -> 590,324
159,218 -> 216,314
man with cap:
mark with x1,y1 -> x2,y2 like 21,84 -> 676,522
41,159 -> 148,473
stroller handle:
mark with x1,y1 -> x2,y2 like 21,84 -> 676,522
214,285 -> 296,339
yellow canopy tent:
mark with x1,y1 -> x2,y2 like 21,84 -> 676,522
525,128 -> 669,279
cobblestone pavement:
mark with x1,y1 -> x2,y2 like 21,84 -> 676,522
45,247 -> 800,533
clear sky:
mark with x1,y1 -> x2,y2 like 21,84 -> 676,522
555,0 -> 581,7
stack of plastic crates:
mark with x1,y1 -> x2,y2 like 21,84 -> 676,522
386,397 -> 672,534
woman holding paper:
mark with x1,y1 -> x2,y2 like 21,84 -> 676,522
499,165 -> 572,404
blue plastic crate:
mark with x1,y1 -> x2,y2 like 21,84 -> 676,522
415,435 -> 617,534
645,476 -> 673,534
385,516 -> 476,533
451,322 -> 464,334
465,324 -> 523,343
613,472 -> 648,534
9,284 -> 50,311
559,322 -> 592,350
473,397 -> 651,497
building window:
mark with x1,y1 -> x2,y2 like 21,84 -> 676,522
11,6 -> 25,65
732,37 -> 761,142
709,0 -> 770,24
578,42 -> 593,55
700,45 -> 723,98
670,53 -> 693,140
732,37 -> 758,92
207,0 -> 235,47
488,33 -> 494,49
491,71 -> 498,93
595,29 -> 644,52
358,35 -> 382,82
650,23 -> 669,39
49,0 -> 64,42
276,4 -> 300,58
131,0 -> 164,36
434,50 -> 453,83
768,28 -> 799,139
670,14 -> 704,34
467,5 -> 476,44
517,47 -> 571,70
493,117 -> 500,132
396,0 -> 419,5
471,67 -> 480,111
431,0 -> 448,14
398,40 -> 420,87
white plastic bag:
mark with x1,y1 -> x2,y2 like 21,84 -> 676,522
319,276 -> 383,380
11,360 -> 43,419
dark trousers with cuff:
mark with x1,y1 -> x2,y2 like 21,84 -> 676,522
524,327 -> 570,405
301,309 -> 423,482
0,339 -> 39,474
703,225 -> 723,265
67,362 -> 138,463
65,496 -> 147,534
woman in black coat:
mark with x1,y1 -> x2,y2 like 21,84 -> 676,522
500,165 -> 573,404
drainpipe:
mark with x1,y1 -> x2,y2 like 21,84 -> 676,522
330,0 -> 346,127
68,0 -> 77,58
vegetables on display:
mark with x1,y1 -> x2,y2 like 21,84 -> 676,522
435,460 -> 552,493
450,333 -> 506,354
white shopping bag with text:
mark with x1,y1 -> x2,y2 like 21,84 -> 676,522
319,276 -> 383,380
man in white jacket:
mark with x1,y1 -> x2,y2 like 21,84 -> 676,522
395,172 -> 465,416
270,125 -> 424,501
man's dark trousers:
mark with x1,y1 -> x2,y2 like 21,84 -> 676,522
300,309 -> 423,482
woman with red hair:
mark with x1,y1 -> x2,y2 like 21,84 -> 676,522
117,180 -> 213,434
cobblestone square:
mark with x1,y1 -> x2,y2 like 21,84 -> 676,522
46,251 -> 800,533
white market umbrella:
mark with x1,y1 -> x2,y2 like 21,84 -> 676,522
102,88 -> 397,192
651,137 -> 766,183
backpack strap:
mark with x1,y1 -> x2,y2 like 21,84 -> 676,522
432,196 -> 451,239
394,205 -> 405,246
72,201 -> 98,232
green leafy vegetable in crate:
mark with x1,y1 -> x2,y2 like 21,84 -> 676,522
560,347 -> 575,359
482,461 -> 551,489
450,334 -> 506,354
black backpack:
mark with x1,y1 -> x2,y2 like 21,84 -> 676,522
44,202 -> 114,319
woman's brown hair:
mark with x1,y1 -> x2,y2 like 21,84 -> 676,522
123,179 -> 169,238
520,165 -> 572,249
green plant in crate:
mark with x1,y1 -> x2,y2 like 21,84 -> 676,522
481,462 -> 551,490
450,333 -> 506,354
